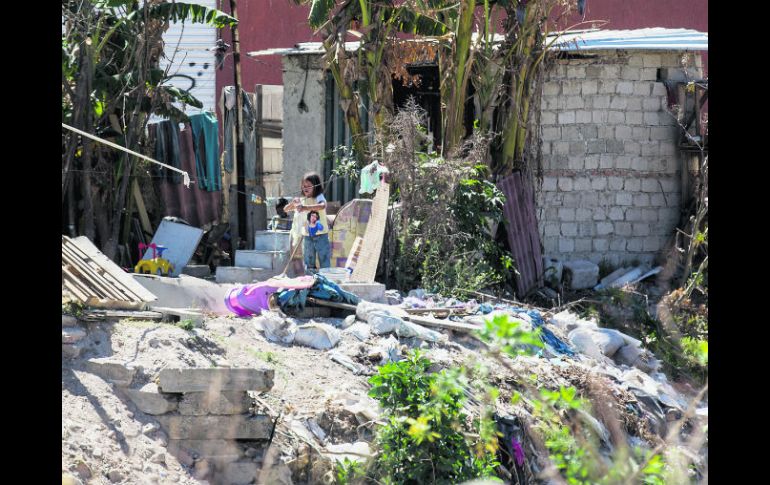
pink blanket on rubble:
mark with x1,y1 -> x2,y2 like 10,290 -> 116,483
225,276 -> 314,317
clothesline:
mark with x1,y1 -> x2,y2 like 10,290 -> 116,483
62,122 -> 192,188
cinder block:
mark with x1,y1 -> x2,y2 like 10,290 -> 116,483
640,67 -> 658,80
642,178 -> 659,193
561,223 -> 578,236
596,222 -> 614,236
633,223 -> 651,237
616,156 -> 632,169
575,238 -> 592,252
544,238 -> 558,253
616,81 -> 634,94
566,96 -> 585,110
625,208 -> 642,221
578,125 -> 598,139
593,239 -> 609,252
631,158 -> 648,171
651,83 -> 667,96
641,143 -> 660,156
606,140 -> 624,154
157,415 -> 272,440
643,236 -> 660,252
216,267 -> 254,284
624,141 -> 641,156
563,260 -> 600,290
582,80 -> 598,95
158,368 -> 274,393
626,111 -> 643,125
599,154 -> 614,169
602,65 -> 621,79
582,192 -> 599,206
608,177 -> 624,191
642,54 -> 662,68
616,193 -> 633,206
610,97 -> 627,110
608,111 -> 625,124
592,95 -> 610,109
644,111 -> 662,125
621,67 -> 641,80
584,155 -> 600,169
627,55 -> 644,67
627,238 -> 644,252
542,177 -> 558,191
592,110 -> 609,123
543,82 -> 560,96
642,208 -> 658,222
608,207 -> 625,221
626,97 -> 643,111
541,112 -> 557,125
85,358 -> 137,387
610,239 -> 626,251
573,178 -> 591,191
587,140 -> 606,154
544,223 -> 560,237
591,177 -> 607,190
178,391 -> 252,416
559,111 -> 576,124
615,222 -> 632,237
558,207 -> 576,221
651,126 -> 672,140
553,141 -> 570,155
624,179 -> 641,192
615,125 -> 632,139
340,282 -> 386,303
633,127 -> 650,141
634,194 -> 651,206
182,265 -> 212,278
558,238 -> 575,253
578,222 -> 595,237
576,110 -> 592,123
567,67 -> 586,78
599,80 -> 617,94
633,83 -> 651,96
558,178 -> 573,191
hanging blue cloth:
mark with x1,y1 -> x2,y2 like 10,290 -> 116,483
277,274 -> 361,312
189,112 -> 221,191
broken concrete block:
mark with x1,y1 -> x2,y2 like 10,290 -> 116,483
216,266 -> 254,284
123,382 -> 179,415
563,260 -> 599,290
62,315 -> 79,327
294,323 -> 341,350
62,327 -> 87,344
220,461 -> 260,485
85,358 -> 138,387
567,329 -> 606,361
340,282 -> 386,303
181,265 -> 211,278
158,368 -> 274,393
156,414 -> 272,440
592,329 -> 625,357
178,391 -> 251,415
167,439 -> 242,464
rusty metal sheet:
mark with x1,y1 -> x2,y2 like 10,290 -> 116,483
497,171 -> 544,297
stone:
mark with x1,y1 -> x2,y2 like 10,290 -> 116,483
62,344 -> 81,359
563,260 -> 599,290
85,358 -> 137,387
124,382 -> 179,415
222,461 -> 260,485
178,391 -> 252,416
107,470 -> 124,483
158,368 -> 274,393
62,327 -> 87,344
62,315 -> 78,327
592,329 -> 626,357
157,415 -> 273,440
62,472 -> 84,485
150,452 -> 166,464
194,459 -> 212,480
568,329 -> 606,361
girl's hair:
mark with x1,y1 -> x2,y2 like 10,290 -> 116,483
307,210 -> 320,222
302,172 -> 323,197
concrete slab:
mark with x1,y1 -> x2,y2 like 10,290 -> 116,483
141,219 -> 204,277
133,274 -> 234,315
215,266 -> 281,284
254,230 -> 291,251
340,282 -> 386,303
156,415 -> 272,440
178,391 -> 252,416
123,382 -> 179,415
85,358 -> 138,387
158,368 -> 274,393
235,250 -> 288,271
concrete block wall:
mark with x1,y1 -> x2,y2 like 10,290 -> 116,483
281,55 -> 328,196
537,50 -> 703,267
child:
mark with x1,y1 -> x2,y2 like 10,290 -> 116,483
306,210 -> 324,237
286,172 -> 331,273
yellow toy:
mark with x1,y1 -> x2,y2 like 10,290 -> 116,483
134,243 -> 174,276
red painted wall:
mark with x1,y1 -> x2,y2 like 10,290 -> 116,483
218,0 -> 708,98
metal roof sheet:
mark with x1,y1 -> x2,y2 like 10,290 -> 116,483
247,28 -> 707,57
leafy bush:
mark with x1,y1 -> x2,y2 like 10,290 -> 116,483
364,351 -> 500,484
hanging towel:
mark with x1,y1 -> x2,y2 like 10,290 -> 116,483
359,160 -> 389,194
151,120 -> 182,184
190,112 -> 221,191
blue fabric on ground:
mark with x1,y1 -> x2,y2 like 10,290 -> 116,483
277,274 -> 361,312
501,306 -> 576,356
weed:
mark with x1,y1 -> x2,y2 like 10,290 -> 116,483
249,348 -> 277,364
176,319 -> 195,331
598,259 -> 615,279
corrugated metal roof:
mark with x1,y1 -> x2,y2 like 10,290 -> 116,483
549,28 -> 707,51
248,28 -> 707,57
159,0 -> 218,114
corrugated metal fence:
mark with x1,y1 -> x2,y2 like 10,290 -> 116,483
497,171 -> 544,297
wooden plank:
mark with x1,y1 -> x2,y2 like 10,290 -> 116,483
61,250 -> 126,301
351,183 -> 389,282
67,236 -> 157,302
63,275 -> 90,302
403,314 -> 481,333
132,180 -> 152,235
